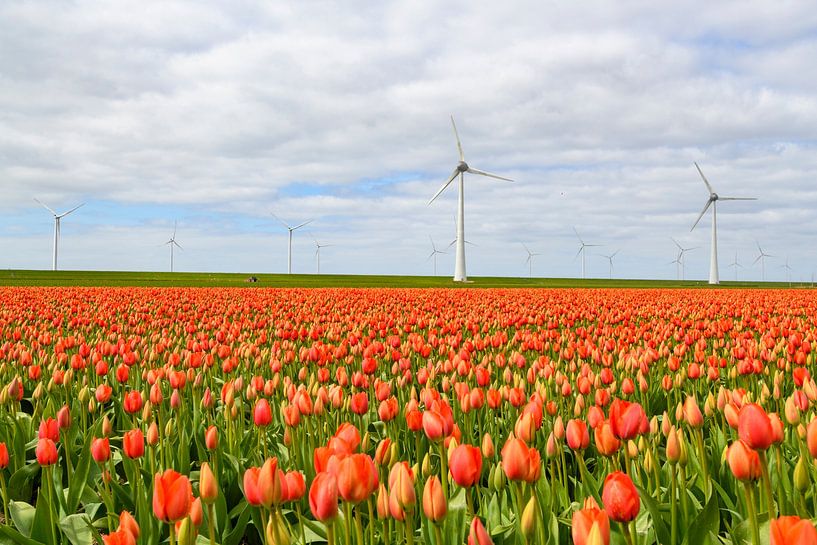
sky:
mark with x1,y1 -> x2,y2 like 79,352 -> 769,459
2,1 -> 817,281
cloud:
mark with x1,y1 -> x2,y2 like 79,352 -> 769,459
1,0 -> 816,281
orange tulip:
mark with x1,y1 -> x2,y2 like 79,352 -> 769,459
102,529 -> 136,545
468,517 -> 494,545
770,515 -> 817,545
253,398 -> 272,427
609,399 -> 646,441
153,470 -> 193,523
501,437 -> 541,482
573,503 -> 610,545
567,419 -> 590,451
337,453 -> 378,503
726,440 -> 762,482
449,444 -> 483,488
199,462 -> 218,504
422,476 -> 447,522
36,438 -> 58,466
119,511 -> 140,540
123,429 -> 144,459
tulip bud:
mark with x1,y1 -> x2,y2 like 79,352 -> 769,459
422,476 -> 447,522
521,495 -> 538,538
482,433 -> 495,458
422,453 -> 431,478
102,415 -> 112,437
176,517 -> 194,545
199,462 -> 218,504
147,421 -> 159,446
794,456 -> 810,492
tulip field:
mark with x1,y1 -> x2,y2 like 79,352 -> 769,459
1,286 -> 817,545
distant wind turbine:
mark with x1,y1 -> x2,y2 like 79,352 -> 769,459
522,243 -> 541,279
34,199 -> 85,271
164,221 -> 182,272
599,250 -> 620,279
727,251 -> 743,282
573,227 -> 600,279
753,241 -> 774,282
312,237 -> 332,275
273,214 -> 314,274
690,163 -> 757,285
428,116 -> 513,282
780,256 -> 793,286
427,236 -> 446,276
671,238 -> 698,281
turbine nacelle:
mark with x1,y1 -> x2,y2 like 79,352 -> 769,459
457,161 -> 469,173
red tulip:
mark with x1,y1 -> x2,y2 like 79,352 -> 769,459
738,403 -> 773,451
91,437 -> 111,463
449,444 -> 483,488
350,392 -> 369,415
0,442 -> 8,469
770,515 -> 817,545
119,511 -> 140,540
501,437 -> 541,482
609,399 -> 646,441
243,467 -> 263,506
123,429 -> 144,459
567,419 -> 590,451
309,472 -> 339,521
36,438 -> 58,466
102,528 -> 136,545
153,470 -> 193,523
38,418 -> 59,442
468,517 -> 494,545
205,425 -> 218,450
253,398 -> 272,427
284,471 -> 306,502
123,390 -> 143,414
602,471 -> 640,523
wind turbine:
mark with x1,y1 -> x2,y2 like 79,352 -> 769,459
573,227 -> 600,279
599,250 -> 620,279
34,199 -> 84,271
312,237 -> 332,275
727,251 -> 743,282
522,243 -> 541,279
428,116 -> 513,282
272,214 -> 313,274
164,221 -> 182,272
690,163 -> 757,285
780,256 -> 793,286
752,241 -> 774,282
671,238 -> 698,281
426,236 -> 446,276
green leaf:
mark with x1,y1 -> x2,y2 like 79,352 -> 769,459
67,433 -> 92,514
578,459 -> 602,506
223,504 -> 252,545
30,476 -> 56,545
8,464 -> 39,501
636,484 -> 671,545
59,514 -> 94,545
682,494 -> 719,545
0,525 -> 46,545
9,501 -> 36,537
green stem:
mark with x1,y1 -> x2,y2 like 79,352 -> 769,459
743,482 -> 760,545
670,464 -> 678,545
207,503 -> 216,545
758,451 -> 775,517
438,443 -> 449,501
344,502 -> 352,545
354,506 -> 364,545
0,473 -> 9,524
433,523 -> 444,545
327,520 -> 335,545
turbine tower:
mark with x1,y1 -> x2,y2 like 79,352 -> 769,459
428,116 -> 513,282
313,237 -> 332,275
727,251 -> 743,282
599,250 -> 620,279
690,163 -> 757,285
671,238 -> 698,281
752,241 -> 774,282
164,221 -> 182,272
427,236 -> 446,276
272,214 -> 313,274
522,243 -> 541,279
34,199 -> 84,271
573,227 -> 600,279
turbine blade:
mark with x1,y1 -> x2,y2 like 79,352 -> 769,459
690,199 -> 713,230
718,197 -> 758,201
752,255 -> 762,265
173,241 -> 183,250
521,242 -> 530,253
271,213 -> 290,229
450,115 -> 464,161
573,227 -> 584,245
34,198 -> 57,216
428,168 -> 460,205
426,251 -> 435,262
59,203 -> 85,218
293,219 -> 314,230
671,237 -> 682,250
694,162 -> 714,194
466,167 -> 513,182
173,220 -> 177,239
611,250 -> 620,257
574,247 -> 583,260
465,240 -> 477,247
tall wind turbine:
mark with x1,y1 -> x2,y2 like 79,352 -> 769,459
599,250 -> 620,279
272,214 -> 313,274
573,227 -> 600,279
753,241 -> 774,282
727,251 -> 743,282
165,221 -> 182,272
34,199 -> 84,271
427,236 -> 446,276
690,163 -> 757,285
671,238 -> 698,281
428,116 -> 513,282
522,243 -> 541,279
312,237 -> 332,275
